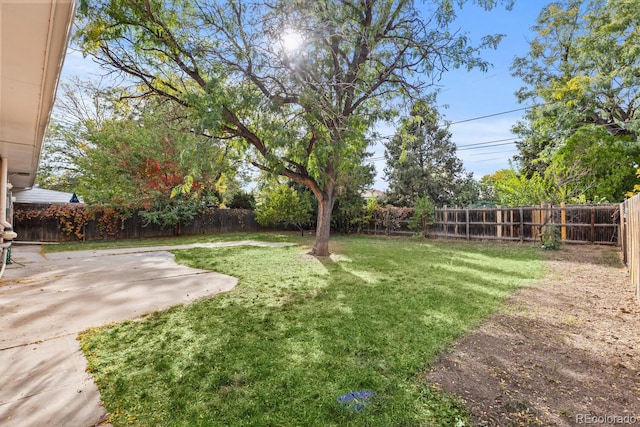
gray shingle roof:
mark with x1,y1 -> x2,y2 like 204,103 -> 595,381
13,188 -> 83,204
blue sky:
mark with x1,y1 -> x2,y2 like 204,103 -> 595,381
437,1 -> 541,170
369,1 -> 544,188
59,1 -> 545,190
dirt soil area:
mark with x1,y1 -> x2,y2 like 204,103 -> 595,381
425,245 -> 640,426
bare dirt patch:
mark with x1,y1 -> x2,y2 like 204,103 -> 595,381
425,245 -> 640,426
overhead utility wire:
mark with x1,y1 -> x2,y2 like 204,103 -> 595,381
466,156 -> 512,163
457,141 -> 516,151
368,104 -> 535,147
366,141 -> 517,162
465,148 -> 519,156
448,106 -> 535,125
457,137 -> 518,148
369,104 -> 539,143
365,104 -> 545,162
367,137 -> 520,161
448,92 -> 640,126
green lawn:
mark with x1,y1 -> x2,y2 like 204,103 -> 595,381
42,232 -> 305,253
79,235 -> 543,426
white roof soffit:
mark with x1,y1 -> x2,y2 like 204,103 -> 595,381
0,0 -> 76,190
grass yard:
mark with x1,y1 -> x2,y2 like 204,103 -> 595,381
42,232 -> 303,253
79,235 -> 543,426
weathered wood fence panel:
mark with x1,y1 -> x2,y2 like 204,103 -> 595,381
430,204 -> 619,245
363,204 -> 620,245
13,204 -> 258,242
621,196 -> 640,299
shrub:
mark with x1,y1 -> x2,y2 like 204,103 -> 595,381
255,185 -> 314,235
408,195 -> 436,236
540,225 -> 561,250
227,191 -> 256,209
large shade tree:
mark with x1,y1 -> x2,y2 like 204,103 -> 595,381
511,0 -> 640,175
38,78 -> 122,191
76,0 -> 511,255
544,125 -> 640,203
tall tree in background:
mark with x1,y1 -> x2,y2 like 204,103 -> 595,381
488,168 -> 549,206
37,78 -> 121,191
76,0 -> 511,256
39,78 -> 235,227
511,0 -> 639,176
384,102 -> 475,207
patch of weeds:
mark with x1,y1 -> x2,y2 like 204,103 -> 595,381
503,399 -> 529,413
419,384 -> 470,427
540,225 -> 561,250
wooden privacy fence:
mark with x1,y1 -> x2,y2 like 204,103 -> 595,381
620,196 -> 640,299
13,205 -> 258,242
430,203 -> 620,245
363,203 -> 620,245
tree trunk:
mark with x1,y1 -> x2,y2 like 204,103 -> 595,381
311,194 -> 335,256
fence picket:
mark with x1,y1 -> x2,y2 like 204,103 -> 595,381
621,196 -> 640,299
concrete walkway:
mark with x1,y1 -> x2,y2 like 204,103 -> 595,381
0,241 -> 289,427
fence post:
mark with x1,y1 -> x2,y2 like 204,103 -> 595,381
482,208 -> 486,238
620,202 -> 626,263
532,206 -> 536,240
465,208 -> 470,240
519,207 -> 524,242
590,207 -> 596,243
455,208 -> 459,237
385,209 -> 390,236
443,205 -> 448,237
629,197 -> 640,299
560,202 -> 567,242
510,208 -> 514,239
496,206 -> 503,239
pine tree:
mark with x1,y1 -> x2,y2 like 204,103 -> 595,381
384,103 -> 476,207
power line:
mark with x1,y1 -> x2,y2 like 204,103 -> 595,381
458,141 -> 516,151
364,104 -> 538,163
448,106 -> 537,125
367,143 -> 517,161
369,136 -> 519,156
464,148 -> 518,156
466,156 -> 512,163
457,137 -> 518,148
367,138 -> 519,161
369,108 -> 528,149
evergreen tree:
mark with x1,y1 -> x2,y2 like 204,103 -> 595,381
384,102 -> 476,207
